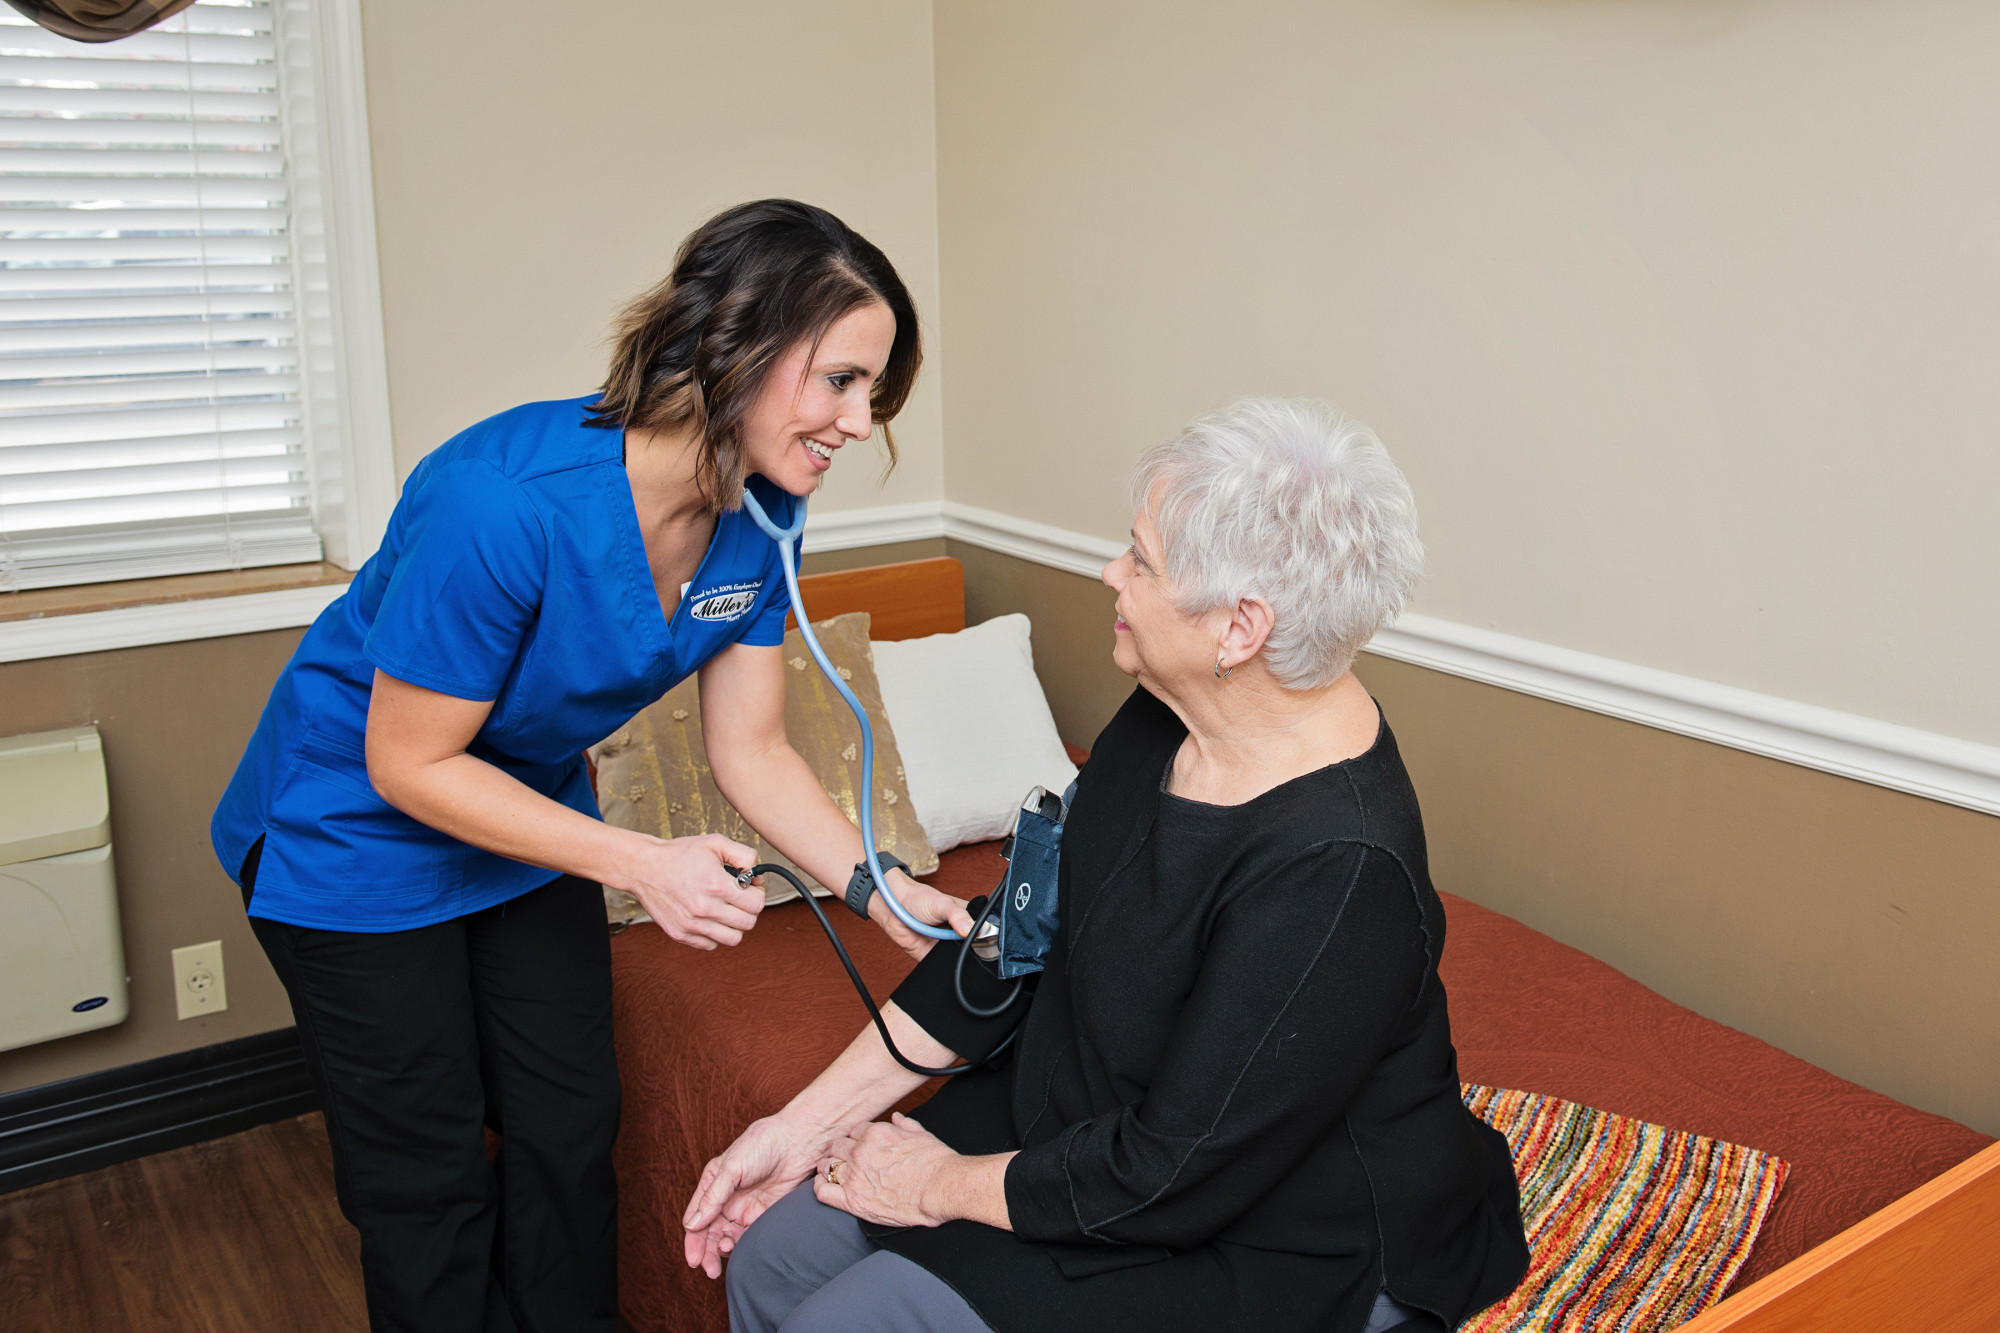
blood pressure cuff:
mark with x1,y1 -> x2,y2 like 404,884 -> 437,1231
996,787 -> 1066,979
888,895 -> 1036,1065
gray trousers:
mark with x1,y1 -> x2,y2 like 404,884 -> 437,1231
726,1182 -> 1438,1333
726,1183 -> 993,1333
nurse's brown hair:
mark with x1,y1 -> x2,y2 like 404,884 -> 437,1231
587,200 -> 922,510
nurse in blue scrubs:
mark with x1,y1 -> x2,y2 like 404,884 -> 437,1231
211,200 -> 971,1333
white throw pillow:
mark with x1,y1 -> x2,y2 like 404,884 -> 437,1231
870,613 -> 1080,851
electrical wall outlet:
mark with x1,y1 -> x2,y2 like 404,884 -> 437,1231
172,940 -> 227,1020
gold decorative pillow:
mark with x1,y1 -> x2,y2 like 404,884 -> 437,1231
591,612 -> 938,921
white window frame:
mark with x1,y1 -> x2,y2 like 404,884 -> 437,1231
275,0 -> 393,572
0,0 -> 394,662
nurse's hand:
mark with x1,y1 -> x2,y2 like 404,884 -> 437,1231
871,870 -> 975,961
624,833 -> 766,950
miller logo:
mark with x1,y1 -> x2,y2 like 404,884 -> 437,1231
688,584 -> 760,623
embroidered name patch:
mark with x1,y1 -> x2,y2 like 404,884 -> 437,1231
688,583 -> 760,622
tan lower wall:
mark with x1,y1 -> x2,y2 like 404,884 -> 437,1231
951,547 -> 2000,1138
0,630 -> 307,1094
946,541 -> 1131,748
806,541 -> 1135,748
799,539 -> 947,578
1359,656 -> 2000,1138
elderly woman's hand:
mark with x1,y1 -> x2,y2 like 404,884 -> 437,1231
814,1113 -> 1017,1231
814,1112 -> 959,1227
682,1112 -> 834,1278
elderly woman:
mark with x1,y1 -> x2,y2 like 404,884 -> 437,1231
682,398 -> 1529,1333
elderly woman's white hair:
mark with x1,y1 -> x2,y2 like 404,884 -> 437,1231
1131,397 -> 1423,691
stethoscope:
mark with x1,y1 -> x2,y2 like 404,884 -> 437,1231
738,488 -> 1021,1076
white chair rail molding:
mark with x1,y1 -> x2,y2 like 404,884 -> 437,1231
4,485 -> 1996,821
808,499 -> 2000,821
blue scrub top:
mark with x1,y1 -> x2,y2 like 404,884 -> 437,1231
211,394 -> 799,931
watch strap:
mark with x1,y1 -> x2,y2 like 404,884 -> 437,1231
844,852 -> 910,918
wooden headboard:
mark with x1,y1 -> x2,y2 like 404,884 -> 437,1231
787,557 -> 964,641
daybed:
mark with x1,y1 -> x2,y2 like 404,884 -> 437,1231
603,558 -> 1999,1333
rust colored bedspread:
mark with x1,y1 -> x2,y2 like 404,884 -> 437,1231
1436,890 -> 1990,1290
610,842 -> 1010,1333
609,843 -> 1990,1333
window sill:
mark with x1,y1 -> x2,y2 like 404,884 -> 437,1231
0,563 -> 354,665
0,562 -> 352,625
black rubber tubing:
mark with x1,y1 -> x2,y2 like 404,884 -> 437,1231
743,863 -> 1022,1078
953,888 -> 1025,1019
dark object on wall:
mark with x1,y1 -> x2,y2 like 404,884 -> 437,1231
0,1027 -> 316,1194
3,0 -> 196,43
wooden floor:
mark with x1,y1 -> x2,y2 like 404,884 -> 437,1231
2,1114 -> 367,1333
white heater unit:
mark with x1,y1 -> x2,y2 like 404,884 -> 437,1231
0,726 -> 127,1052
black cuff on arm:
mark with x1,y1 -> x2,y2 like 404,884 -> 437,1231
888,896 -> 1033,1064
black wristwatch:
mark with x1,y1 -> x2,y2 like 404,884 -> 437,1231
844,852 -> 910,919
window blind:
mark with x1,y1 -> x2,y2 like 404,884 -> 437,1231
0,0 -> 322,593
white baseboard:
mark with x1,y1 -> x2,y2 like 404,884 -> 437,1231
805,499 -> 2000,817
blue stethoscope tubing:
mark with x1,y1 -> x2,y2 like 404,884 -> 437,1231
739,488 -> 958,942
739,486 -> 1024,1078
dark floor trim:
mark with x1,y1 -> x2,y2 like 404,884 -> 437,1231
0,1028 -> 317,1194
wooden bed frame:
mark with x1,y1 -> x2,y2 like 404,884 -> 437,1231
1682,1137 -> 2000,1331
788,555 -> 966,640
785,556 -> 2000,1332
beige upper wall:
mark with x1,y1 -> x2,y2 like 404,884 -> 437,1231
357,0 -> 944,514
932,0 -> 2000,747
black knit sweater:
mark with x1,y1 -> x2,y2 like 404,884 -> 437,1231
872,686 -> 1528,1333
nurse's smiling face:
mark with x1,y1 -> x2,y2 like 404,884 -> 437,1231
740,300 -> 898,496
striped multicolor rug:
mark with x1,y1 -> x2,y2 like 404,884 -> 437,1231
1460,1084 -> 1790,1333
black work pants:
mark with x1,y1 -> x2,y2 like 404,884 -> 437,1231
244,843 -> 620,1333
